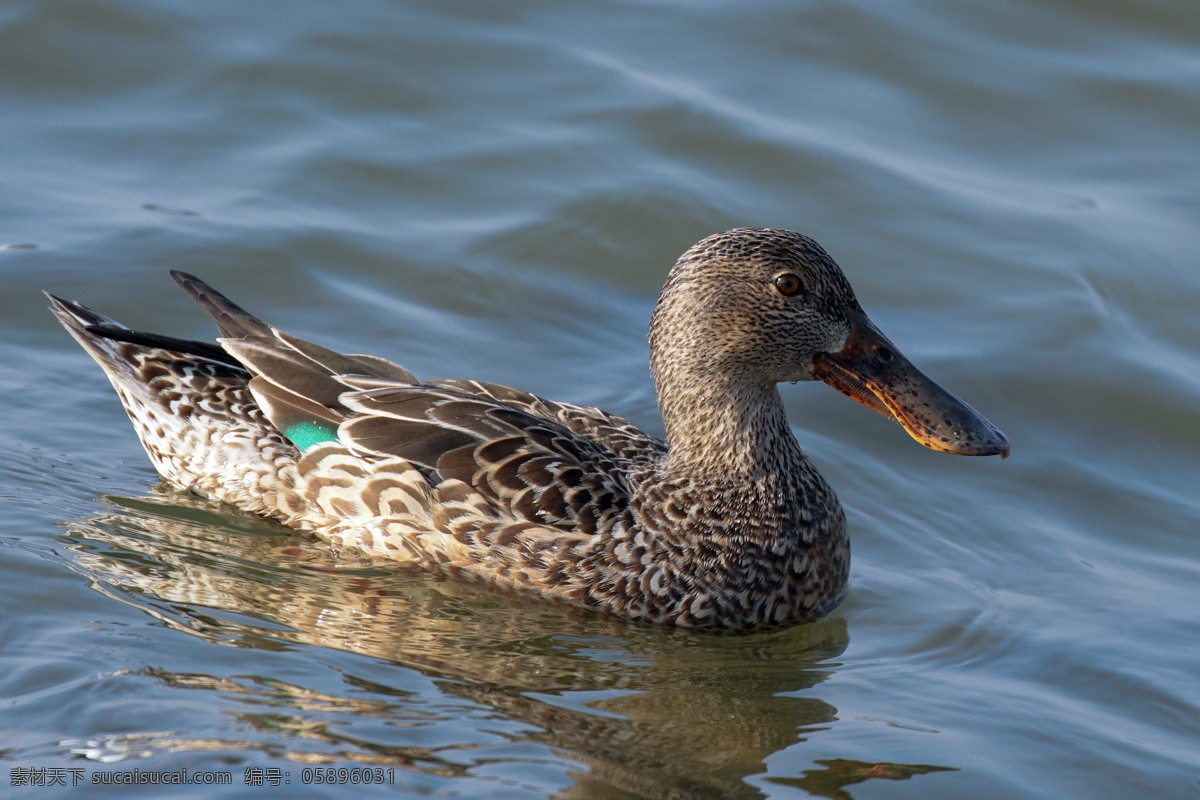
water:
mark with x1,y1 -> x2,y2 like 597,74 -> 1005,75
3,0 -> 1199,797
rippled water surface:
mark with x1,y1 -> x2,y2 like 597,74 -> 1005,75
3,1 -> 1199,798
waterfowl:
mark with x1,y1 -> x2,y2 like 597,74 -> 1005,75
47,228 -> 1008,630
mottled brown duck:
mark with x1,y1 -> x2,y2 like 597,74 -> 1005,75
47,228 -> 1008,630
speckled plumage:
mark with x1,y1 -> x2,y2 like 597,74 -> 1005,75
48,228 -> 1007,631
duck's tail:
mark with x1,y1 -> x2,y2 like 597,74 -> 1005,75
44,283 -> 302,516
45,289 -> 244,375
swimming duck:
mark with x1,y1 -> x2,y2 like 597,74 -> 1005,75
47,228 -> 1008,630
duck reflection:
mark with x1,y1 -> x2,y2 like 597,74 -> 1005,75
59,488 -> 953,799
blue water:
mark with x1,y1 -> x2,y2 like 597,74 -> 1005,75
3,1 -> 1199,798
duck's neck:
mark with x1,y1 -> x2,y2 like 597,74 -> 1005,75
654,362 -> 804,480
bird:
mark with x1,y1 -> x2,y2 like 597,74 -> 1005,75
47,227 -> 1008,631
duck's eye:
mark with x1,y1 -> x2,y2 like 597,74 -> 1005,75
773,273 -> 803,297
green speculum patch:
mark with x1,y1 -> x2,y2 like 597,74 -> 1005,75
285,420 -> 339,453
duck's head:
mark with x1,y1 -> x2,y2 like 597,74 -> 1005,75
650,227 -> 1009,458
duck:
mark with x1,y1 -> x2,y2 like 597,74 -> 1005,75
47,228 -> 1008,631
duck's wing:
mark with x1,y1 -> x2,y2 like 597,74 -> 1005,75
429,379 -> 666,470
238,364 -> 650,537
328,381 -> 653,535
172,271 -> 659,535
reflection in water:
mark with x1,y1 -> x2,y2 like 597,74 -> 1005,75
770,760 -> 956,800
58,488 -> 954,798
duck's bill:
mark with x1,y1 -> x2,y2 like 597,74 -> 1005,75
813,309 -> 1010,458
